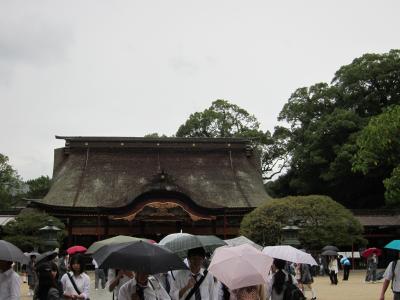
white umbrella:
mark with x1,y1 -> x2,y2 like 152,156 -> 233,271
224,236 -> 263,251
262,245 -> 317,266
208,244 -> 273,290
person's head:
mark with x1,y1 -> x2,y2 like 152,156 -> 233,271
135,272 -> 149,286
49,261 -> 59,279
187,247 -> 206,273
273,258 -> 286,271
0,260 -> 13,272
338,255 -> 343,259
31,255 -> 36,261
69,254 -> 85,274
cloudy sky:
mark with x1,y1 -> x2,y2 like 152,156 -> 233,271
1,0 -> 399,180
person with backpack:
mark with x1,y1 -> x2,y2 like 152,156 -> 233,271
266,258 -> 305,300
379,251 -> 400,300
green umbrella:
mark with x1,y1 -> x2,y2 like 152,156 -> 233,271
86,235 -> 149,254
159,233 -> 226,258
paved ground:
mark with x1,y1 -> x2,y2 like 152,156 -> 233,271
20,269 -> 388,300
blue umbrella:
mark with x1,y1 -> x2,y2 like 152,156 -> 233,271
384,240 -> 400,251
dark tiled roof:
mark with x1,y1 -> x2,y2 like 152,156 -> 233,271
42,137 -> 270,209
355,215 -> 400,226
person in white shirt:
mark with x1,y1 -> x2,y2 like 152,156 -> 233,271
60,254 -> 90,299
170,247 -> 215,300
379,251 -> 400,300
107,269 -> 134,300
0,260 -> 21,300
118,271 -> 170,300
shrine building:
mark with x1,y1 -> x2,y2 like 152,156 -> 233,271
29,136 -> 270,247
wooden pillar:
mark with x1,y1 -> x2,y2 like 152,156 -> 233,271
104,217 -> 109,237
67,217 -> 73,247
223,211 -> 227,239
212,219 -> 216,235
96,213 -> 101,241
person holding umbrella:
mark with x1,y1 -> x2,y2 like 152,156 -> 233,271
170,247 -> 215,300
328,256 -> 338,285
379,240 -> 400,300
27,254 -> 38,296
118,271 -> 170,300
0,259 -> 21,300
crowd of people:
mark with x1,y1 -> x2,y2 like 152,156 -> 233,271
0,243 -> 399,300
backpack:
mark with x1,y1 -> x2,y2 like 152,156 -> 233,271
283,274 -> 306,300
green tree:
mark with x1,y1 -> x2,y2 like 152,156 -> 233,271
0,153 -> 23,209
268,50 -> 400,208
353,105 -> 400,205
240,195 -> 366,249
25,175 -> 51,199
2,209 -> 66,252
176,99 -> 284,179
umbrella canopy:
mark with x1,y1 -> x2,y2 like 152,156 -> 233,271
361,247 -> 382,258
321,250 -> 338,256
159,233 -> 226,258
25,251 -> 40,257
36,250 -> 58,266
86,235 -> 149,254
208,244 -> 273,290
0,240 -> 28,264
262,245 -> 317,266
224,236 -> 263,251
93,240 -> 188,274
385,240 -> 400,251
67,245 -> 87,255
322,245 -> 339,252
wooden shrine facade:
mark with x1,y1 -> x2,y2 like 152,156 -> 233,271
29,136 -> 271,247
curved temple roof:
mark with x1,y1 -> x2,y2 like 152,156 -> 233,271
41,136 -> 270,210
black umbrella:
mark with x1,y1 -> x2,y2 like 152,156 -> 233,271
322,245 -> 339,252
321,250 -> 338,256
36,250 -> 58,266
93,240 -> 188,274
0,240 -> 28,264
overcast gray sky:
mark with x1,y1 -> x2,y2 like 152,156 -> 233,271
1,0 -> 399,180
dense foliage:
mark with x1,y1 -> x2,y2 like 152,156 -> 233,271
266,50 -> 400,208
0,154 -> 24,209
240,195 -> 366,249
2,209 -> 65,252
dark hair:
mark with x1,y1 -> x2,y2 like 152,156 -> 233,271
187,247 -> 206,258
69,254 -> 85,274
35,263 -> 58,300
272,259 -> 287,294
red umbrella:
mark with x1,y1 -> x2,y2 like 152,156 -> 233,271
361,247 -> 382,258
67,245 -> 87,255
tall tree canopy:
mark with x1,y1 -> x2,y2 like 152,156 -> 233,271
240,195 -> 366,249
176,99 -> 286,179
267,50 -> 400,208
353,105 -> 400,206
25,175 -> 51,199
0,153 -> 23,209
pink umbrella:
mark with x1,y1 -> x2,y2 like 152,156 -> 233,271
208,244 -> 273,290
67,245 -> 87,255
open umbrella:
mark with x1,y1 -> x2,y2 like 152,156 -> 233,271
86,235 -> 150,254
385,240 -> 400,251
36,250 -> 58,266
67,245 -> 87,255
0,240 -> 28,264
25,251 -> 40,257
93,240 -> 188,274
208,244 -> 273,290
224,236 -> 263,251
262,245 -> 317,266
361,247 -> 382,258
159,233 -> 226,258
321,250 -> 338,256
322,245 -> 339,252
